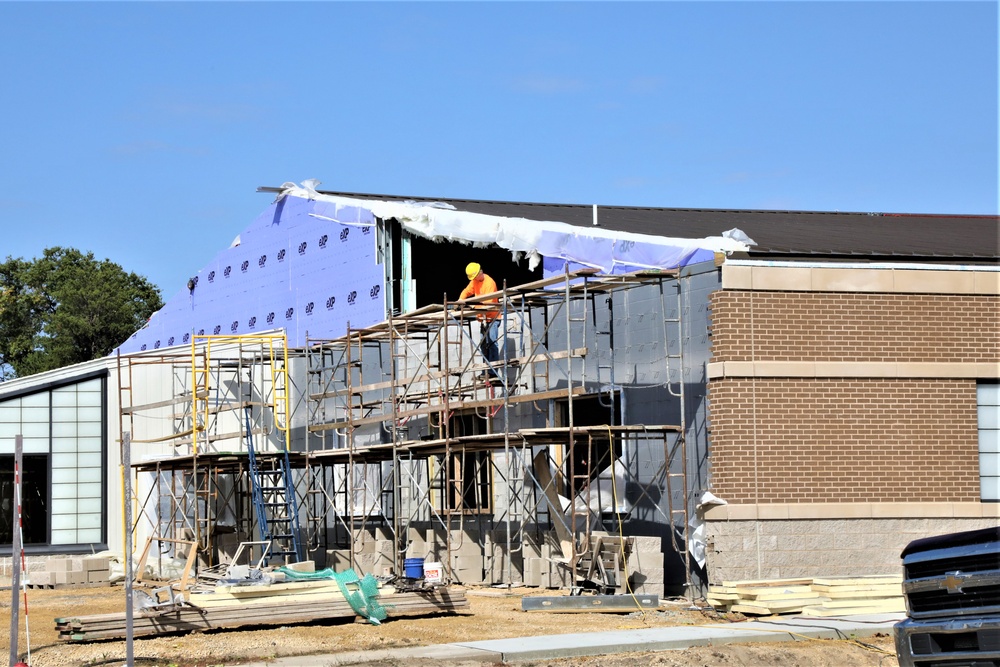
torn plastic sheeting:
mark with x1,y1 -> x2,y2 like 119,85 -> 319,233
571,459 -> 632,515
689,491 -> 728,570
275,183 -> 753,273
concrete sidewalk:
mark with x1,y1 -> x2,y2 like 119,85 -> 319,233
244,612 -> 904,666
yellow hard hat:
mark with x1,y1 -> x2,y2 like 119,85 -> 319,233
465,262 -> 481,279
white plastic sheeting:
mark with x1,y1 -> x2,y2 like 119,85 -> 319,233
280,181 -> 753,274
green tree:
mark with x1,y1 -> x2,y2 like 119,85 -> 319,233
0,247 -> 163,379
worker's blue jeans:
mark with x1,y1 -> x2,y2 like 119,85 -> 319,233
481,318 -> 501,371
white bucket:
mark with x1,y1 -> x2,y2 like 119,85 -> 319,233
423,561 -> 444,584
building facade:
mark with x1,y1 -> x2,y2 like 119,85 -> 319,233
704,262 -> 999,583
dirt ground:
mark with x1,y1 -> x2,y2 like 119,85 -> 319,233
1,584 -> 900,667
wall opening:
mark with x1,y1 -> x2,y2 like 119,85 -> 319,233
408,235 -> 541,309
558,395 -> 620,498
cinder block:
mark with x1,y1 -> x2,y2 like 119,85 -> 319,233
629,548 -> 664,572
631,536 -> 663,553
357,551 -> 393,575
544,563 -> 572,589
450,554 -> 483,571
522,540 -> 542,559
629,581 -> 664,596
451,566 -> 484,584
453,541 -> 486,557
82,555 -> 111,573
87,570 -> 110,584
47,558 -> 72,572
451,528 -> 481,544
629,569 -> 665,586
53,570 -> 85,586
484,549 -> 523,583
284,560 -> 316,573
30,572 -> 54,586
325,549 -> 353,571
524,557 -> 543,587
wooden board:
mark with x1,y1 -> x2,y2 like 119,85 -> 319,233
57,588 -> 468,642
800,599 -> 905,617
730,597 -> 830,615
811,576 -> 901,587
821,586 -> 902,598
720,578 -> 812,588
735,585 -> 815,600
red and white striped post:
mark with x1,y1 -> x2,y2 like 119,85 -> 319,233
8,434 -> 27,667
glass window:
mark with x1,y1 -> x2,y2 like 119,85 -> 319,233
980,382 -> 1000,502
0,375 -> 106,548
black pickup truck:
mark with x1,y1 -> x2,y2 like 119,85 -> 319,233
894,526 -> 1000,667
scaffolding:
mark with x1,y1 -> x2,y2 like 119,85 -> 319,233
302,268 -> 693,593
117,333 -> 301,569
116,268 -> 696,596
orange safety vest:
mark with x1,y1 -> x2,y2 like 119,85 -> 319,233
460,273 -> 500,320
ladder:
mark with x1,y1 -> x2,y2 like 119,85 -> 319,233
245,406 -> 303,563
659,276 -> 692,598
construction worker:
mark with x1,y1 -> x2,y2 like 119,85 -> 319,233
459,262 -> 502,375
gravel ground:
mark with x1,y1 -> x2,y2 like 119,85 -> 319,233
2,584 -> 899,666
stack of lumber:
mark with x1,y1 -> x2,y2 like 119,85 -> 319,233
56,587 -> 469,642
801,576 -> 904,616
708,575 -> 903,617
187,578 -> 353,608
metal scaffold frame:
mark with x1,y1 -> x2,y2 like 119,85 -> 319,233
116,333 -> 303,571
116,269 -> 697,597
302,267 -> 694,595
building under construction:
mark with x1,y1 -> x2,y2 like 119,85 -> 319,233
116,260 -> 715,598
3,182 -> 996,597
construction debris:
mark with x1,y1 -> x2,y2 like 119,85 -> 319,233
707,575 -> 903,616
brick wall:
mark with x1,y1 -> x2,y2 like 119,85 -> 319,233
706,289 -> 996,504
709,291 -> 1000,363
708,377 -> 980,503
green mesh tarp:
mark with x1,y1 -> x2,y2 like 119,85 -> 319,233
276,567 -> 387,625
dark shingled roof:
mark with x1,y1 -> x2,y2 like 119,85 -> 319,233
280,188 -> 1000,263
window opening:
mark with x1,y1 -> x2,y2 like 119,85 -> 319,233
1,454 -> 49,545
446,412 -> 493,513
558,395 -> 620,498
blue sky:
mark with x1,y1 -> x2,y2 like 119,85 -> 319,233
1,1 -> 996,298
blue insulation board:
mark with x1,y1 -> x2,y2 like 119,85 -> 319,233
115,195 -> 386,354
540,232 -> 716,278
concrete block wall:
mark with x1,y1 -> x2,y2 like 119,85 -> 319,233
705,517 -> 999,584
318,524 -> 668,593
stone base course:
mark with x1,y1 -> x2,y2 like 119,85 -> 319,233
706,517 -> 997,584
